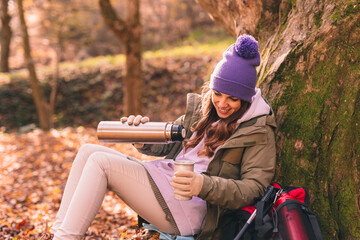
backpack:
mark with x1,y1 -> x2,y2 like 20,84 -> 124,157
220,183 -> 323,240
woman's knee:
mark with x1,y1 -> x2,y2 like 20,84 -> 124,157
77,144 -> 100,155
78,144 -> 125,159
76,144 -> 111,162
86,151 -> 114,174
72,144 -> 103,169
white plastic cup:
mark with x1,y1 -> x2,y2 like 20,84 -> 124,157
173,160 -> 195,200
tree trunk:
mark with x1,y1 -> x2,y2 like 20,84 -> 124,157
17,0 -> 51,130
49,45 -> 60,129
197,0 -> 360,239
99,0 -> 142,116
124,0 -> 142,116
0,0 -> 12,72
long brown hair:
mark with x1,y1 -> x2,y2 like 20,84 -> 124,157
184,84 -> 251,157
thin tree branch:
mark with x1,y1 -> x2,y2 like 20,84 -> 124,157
99,0 -> 127,42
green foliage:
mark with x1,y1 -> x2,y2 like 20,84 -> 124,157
145,27 -> 233,59
60,55 -> 126,70
314,10 -> 324,28
0,79 -> 37,128
187,27 -> 233,44
332,1 -> 359,23
144,40 -> 232,59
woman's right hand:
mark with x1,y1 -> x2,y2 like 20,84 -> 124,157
120,115 -> 150,126
120,115 -> 150,148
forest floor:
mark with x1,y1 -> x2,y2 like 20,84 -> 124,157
0,127 -> 161,239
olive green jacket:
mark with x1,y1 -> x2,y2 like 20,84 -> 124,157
138,93 -> 277,239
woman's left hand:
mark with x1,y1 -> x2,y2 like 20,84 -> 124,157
171,171 -> 204,197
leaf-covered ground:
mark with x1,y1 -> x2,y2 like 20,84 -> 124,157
0,127 -> 160,239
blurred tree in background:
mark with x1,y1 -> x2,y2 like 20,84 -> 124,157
17,0 -> 53,130
0,0 -> 12,72
99,0 -> 142,116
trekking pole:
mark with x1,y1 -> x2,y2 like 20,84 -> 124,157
234,186 -> 275,240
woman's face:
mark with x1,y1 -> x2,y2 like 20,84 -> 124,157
211,90 -> 241,119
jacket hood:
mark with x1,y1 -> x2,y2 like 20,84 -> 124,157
237,88 -> 270,125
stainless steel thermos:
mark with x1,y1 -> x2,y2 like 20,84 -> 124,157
97,121 -> 186,143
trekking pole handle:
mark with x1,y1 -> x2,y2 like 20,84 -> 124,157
234,186 -> 275,240
262,185 -> 275,202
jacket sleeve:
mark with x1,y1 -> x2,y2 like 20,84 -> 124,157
197,126 -> 276,210
135,142 -> 176,157
136,93 -> 202,158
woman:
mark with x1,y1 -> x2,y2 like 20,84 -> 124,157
44,34 -> 276,240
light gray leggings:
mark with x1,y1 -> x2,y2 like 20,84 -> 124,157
51,144 -> 174,239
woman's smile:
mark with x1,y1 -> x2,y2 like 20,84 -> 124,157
211,90 -> 241,118
217,107 -> 231,115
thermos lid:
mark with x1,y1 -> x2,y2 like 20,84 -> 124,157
171,125 -> 186,141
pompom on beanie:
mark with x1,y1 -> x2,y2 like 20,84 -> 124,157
210,34 -> 260,102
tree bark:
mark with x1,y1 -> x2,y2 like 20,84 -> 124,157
197,0 -> 360,239
99,0 -> 142,116
0,0 -> 12,72
17,0 -> 51,130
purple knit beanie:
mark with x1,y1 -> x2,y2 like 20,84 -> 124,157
210,34 -> 260,102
